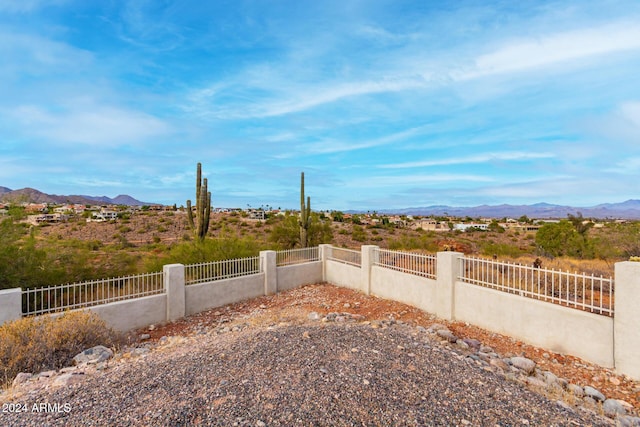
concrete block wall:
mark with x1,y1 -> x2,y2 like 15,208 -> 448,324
323,245 -> 640,380
0,247 -> 326,332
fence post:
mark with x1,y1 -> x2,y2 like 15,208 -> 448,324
261,250 -> 277,295
0,288 -> 22,325
361,245 -> 378,295
164,264 -> 185,322
319,244 -> 332,282
614,261 -> 640,380
435,251 -> 462,321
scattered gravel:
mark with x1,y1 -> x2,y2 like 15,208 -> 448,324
1,321 -> 612,426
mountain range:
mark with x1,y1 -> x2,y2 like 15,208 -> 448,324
0,187 -> 153,207
374,200 -> 640,219
2,186 -> 640,218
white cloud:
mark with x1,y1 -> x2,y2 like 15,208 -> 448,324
8,104 -> 172,146
379,152 -> 556,169
349,173 -> 495,188
0,31 -> 92,74
457,23 -> 640,80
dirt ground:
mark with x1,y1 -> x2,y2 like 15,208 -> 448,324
137,283 -> 640,412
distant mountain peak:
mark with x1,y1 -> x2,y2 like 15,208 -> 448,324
0,187 -> 154,206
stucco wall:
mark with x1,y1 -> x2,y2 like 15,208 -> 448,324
87,294 -> 167,332
277,261 -> 323,292
325,260 -> 362,290
370,266 -> 438,313
185,273 -> 264,316
454,281 -> 614,368
0,288 -> 21,325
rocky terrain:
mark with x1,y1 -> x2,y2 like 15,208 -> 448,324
2,284 -> 639,426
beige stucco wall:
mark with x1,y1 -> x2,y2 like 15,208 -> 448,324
370,266 -> 438,313
276,261 -> 323,292
454,281 -> 614,368
184,273 -> 264,316
87,294 -> 167,332
326,260 -> 362,290
0,288 -> 21,325
614,261 -> 640,379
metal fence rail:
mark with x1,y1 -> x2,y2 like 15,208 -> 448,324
22,271 -> 165,316
276,247 -> 319,266
459,256 -> 614,316
327,247 -> 362,267
375,248 -> 437,279
185,257 -> 261,285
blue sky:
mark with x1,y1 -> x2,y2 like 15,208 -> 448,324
1,0 -> 640,210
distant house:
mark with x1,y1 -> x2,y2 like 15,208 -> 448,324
88,209 -> 118,222
247,209 -> 266,220
54,204 -> 86,215
25,203 -> 48,213
27,213 -> 68,225
412,219 -> 449,232
454,223 -> 489,232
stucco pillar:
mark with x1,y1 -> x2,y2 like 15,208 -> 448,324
614,261 -> 640,380
361,245 -> 379,295
0,288 -> 22,326
435,251 -> 462,321
319,244 -> 332,282
164,263 -> 185,322
261,250 -> 277,295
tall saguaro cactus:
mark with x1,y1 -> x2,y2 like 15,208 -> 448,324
299,172 -> 311,248
186,163 -> 212,241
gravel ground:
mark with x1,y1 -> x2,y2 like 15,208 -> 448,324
1,319 -> 612,427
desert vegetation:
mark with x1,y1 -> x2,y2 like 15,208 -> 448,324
1,206 -> 638,292
0,311 -> 123,388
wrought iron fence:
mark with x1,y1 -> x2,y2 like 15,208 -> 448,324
327,247 -> 361,267
22,271 -> 165,316
459,256 -> 614,316
185,257 -> 261,285
374,248 -> 437,279
276,247 -> 320,266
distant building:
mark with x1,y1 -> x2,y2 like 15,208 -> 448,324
412,219 -> 449,232
27,213 -> 68,225
247,209 -> 266,220
454,223 -> 489,232
88,209 -> 118,222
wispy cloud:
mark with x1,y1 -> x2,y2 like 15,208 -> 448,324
7,104 -> 172,146
0,31 -> 93,76
458,22 -> 640,79
350,173 -> 495,189
379,152 -> 556,169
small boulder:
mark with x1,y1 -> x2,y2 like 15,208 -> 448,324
583,385 -> 606,402
602,399 -> 627,418
617,416 -> 640,427
12,372 -> 32,387
510,357 -> 536,375
307,312 -> 320,321
567,384 -> 584,397
436,329 -> 458,343
462,338 -> 481,350
73,345 -> 114,366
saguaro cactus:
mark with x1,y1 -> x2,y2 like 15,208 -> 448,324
299,172 -> 311,248
186,162 -> 212,241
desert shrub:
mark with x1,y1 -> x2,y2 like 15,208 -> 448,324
479,242 -> 525,258
268,213 -> 332,249
351,225 -> 367,242
0,311 -> 123,387
146,234 -> 269,270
